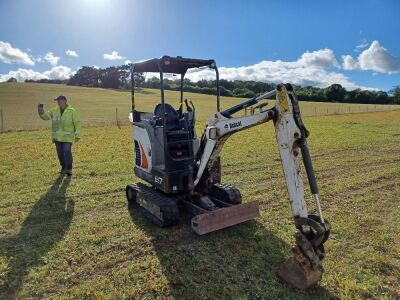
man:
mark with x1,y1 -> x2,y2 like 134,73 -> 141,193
38,96 -> 81,176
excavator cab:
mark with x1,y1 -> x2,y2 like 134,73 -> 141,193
129,56 -> 219,194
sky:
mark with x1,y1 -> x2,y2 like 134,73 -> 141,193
0,0 -> 399,91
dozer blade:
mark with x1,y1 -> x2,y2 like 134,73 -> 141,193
278,246 -> 323,289
191,201 -> 259,235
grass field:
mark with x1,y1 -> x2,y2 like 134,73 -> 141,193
1,108 -> 399,299
0,82 -> 399,131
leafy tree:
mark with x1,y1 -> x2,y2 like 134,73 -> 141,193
7,77 -> 17,83
66,66 -> 398,105
324,84 -> 346,102
197,79 -> 209,88
99,67 -> 121,89
68,66 -> 100,87
389,86 -> 400,104
219,79 -> 235,91
143,77 -> 161,88
219,86 -> 233,97
375,91 -> 389,104
354,90 -> 374,104
25,79 -> 66,84
232,88 -> 254,98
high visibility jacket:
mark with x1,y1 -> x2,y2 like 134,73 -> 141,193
39,104 -> 82,143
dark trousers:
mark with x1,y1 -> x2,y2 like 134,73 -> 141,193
55,141 -> 73,171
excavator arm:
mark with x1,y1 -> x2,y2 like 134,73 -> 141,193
193,83 -> 331,288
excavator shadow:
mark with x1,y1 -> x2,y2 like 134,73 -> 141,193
127,203 -> 336,299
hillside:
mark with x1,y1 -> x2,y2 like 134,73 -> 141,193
0,83 -> 398,131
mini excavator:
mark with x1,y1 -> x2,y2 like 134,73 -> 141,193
126,56 -> 331,289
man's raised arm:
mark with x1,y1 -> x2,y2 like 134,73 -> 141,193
38,103 -> 51,120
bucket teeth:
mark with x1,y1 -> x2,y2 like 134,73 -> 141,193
191,201 -> 259,235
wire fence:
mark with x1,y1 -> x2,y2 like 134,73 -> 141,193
0,107 -> 128,132
0,104 -> 399,133
298,104 -> 397,117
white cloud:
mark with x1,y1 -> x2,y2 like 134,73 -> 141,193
0,65 -> 73,82
103,51 -> 122,60
66,49 -> 79,57
359,41 -> 400,73
0,68 -> 45,82
124,59 -> 132,64
342,40 -> 400,74
43,65 -> 73,80
186,49 -> 369,90
0,41 -> 35,65
44,52 -> 60,66
356,43 -> 369,50
297,48 -> 338,68
342,55 -> 359,70
354,40 -> 369,52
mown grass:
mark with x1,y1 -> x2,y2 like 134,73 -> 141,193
0,109 -> 399,299
0,82 -> 398,131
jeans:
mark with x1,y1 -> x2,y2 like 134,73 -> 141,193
55,141 -> 73,171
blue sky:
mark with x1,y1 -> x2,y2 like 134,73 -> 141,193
0,0 -> 399,91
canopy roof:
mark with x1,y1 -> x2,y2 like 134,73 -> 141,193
131,56 -> 216,75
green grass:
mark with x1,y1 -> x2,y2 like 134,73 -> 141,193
1,109 -> 399,299
0,82 -> 398,131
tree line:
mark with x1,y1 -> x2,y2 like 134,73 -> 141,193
21,65 -> 400,104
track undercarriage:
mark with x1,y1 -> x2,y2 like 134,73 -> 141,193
126,182 -> 259,234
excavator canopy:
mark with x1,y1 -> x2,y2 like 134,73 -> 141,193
130,55 -> 222,111
131,56 -> 216,75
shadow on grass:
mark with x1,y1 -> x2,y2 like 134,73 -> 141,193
0,175 -> 74,299
127,203 -> 337,299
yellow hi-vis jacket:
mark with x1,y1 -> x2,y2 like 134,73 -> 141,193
39,104 -> 82,143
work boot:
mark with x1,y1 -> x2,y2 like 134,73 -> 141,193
65,169 -> 72,176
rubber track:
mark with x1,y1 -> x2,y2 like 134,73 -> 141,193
129,183 -> 180,227
210,183 -> 242,205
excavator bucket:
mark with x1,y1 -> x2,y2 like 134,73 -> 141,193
278,246 -> 323,289
191,201 -> 260,235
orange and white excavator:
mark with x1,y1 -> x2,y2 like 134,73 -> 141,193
126,56 -> 331,289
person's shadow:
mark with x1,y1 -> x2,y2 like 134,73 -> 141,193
0,175 -> 74,299
127,203 -> 337,299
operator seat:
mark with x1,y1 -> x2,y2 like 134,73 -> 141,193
154,103 -> 192,143
154,103 -> 180,131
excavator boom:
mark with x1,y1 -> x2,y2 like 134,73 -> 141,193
192,84 -> 330,288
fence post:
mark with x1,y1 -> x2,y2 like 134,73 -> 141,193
0,109 -> 3,131
115,107 -> 121,129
